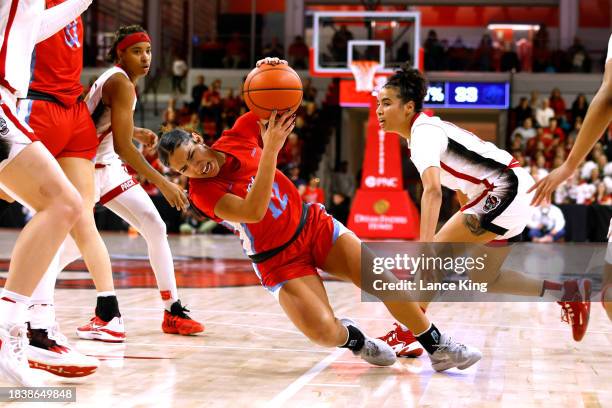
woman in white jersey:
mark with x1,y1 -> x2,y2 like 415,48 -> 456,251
374,67 -> 592,357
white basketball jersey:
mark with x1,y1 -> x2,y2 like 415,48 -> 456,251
409,113 -> 515,200
85,66 -> 136,164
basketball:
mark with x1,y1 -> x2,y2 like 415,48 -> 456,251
242,63 -> 303,119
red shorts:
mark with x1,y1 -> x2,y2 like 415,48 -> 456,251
16,99 -> 98,160
253,203 -> 351,296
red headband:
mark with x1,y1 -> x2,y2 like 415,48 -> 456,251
117,32 -> 151,52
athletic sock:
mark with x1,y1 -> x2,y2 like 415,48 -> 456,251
160,290 -> 177,311
415,323 -> 442,355
95,292 -> 121,322
339,324 -> 365,352
0,289 -> 30,327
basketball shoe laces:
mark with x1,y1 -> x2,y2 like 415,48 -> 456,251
170,301 -> 193,320
560,303 -> 576,325
435,337 -> 467,354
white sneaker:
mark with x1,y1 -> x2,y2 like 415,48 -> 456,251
76,315 -> 125,343
0,324 -> 43,386
429,333 -> 482,372
28,323 -> 99,378
340,318 -> 396,367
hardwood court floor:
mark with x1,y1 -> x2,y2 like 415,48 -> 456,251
0,229 -> 610,407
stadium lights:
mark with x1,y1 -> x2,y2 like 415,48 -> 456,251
487,23 -> 540,31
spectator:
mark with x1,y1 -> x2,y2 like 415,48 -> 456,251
549,88 -> 567,118
171,55 -> 188,93
263,36 -> 284,59
529,90 -> 541,111
191,75 -> 208,111
330,25 -> 354,63
596,182 -> 612,205
543,117 -> 565,143
200,79 -> 222,135
331,161 -> 355,200
567,37 -> 591,73
570,93 -> 589,125
303,77 -> 318,103
222,88 -> 241,128
199,34 -> 224,68
535,99 -> 555,128
473,34 -> 494,71
510,133 -> 524,151
277,133 -> 303,170
500,41 -> 520,72
396,41 -> 411,65
424,30 -> 444,71
527,203 -> 566,242
287,163 -> 306,194
512,117 -> 537,142
224,32 -> 246,68
302,177 -> 325,204
328,192 -> 350,225
288,35 -> 309,69
447,36 -> 468,71
514,97 -> 533,125
183,113 -> 203,135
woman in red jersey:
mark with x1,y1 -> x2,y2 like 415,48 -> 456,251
157,61 -> 482,372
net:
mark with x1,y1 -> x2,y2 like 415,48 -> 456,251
350,60 -> 380,93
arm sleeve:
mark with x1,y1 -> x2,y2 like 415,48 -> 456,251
409,124 -> 447,176
37,0 -> 92,43
189,182 -> 231,221
224,112 -> 262,147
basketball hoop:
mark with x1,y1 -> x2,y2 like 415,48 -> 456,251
350,60 -> 380,93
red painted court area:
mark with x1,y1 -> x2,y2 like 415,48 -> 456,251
0,258 -> 261,289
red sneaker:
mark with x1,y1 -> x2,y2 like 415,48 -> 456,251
558,279 -> 591,342
162,300 -> 204,335
378,323 -> 424,358
76,315 -> 126,343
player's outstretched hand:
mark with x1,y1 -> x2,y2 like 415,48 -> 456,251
133,127 -> 158,147
256,57 -> 287,67
527,162 -> 574,206
159,180 -> 189,212
258,110 -> 296,154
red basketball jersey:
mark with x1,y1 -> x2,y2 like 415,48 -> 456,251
189,112 -> 303,256
28,0 -> 83,106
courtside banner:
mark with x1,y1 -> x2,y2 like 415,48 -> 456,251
360,242 -> 608,302
348,96 -> 419,239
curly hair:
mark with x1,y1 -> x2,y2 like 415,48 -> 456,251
106,25 -> 148,63
383,64 -> 428,112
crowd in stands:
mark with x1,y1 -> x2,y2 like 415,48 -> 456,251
424,28 -> 598,73
509,89 -> 612,206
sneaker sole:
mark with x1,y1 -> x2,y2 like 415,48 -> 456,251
433,354 -> 482,372
397,343 -> 424,358
162,326 -> 205,335
573,279 -> 592,342
29,360 -> 98,378
76,331 -> 125,343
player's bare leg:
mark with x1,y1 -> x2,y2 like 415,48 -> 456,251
58,157 -> 124,342
0,142 -> 81,386
278,275 -> 396,366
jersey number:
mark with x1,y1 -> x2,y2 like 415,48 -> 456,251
268,183 -> 288,219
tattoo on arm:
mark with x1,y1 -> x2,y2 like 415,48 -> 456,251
463,214 -> 487,236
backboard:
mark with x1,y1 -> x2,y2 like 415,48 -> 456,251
310,11 -> 421,77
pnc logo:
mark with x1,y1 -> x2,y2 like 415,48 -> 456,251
121,179 -> 136,191
365,176 -> 398,188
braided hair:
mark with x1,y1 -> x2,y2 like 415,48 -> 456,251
106,25 -> 148,63
383,64 -> 428,112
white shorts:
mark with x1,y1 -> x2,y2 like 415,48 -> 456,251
94,159 -> 139,204
0,88 -> 35,173
462,166 -> 535,240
